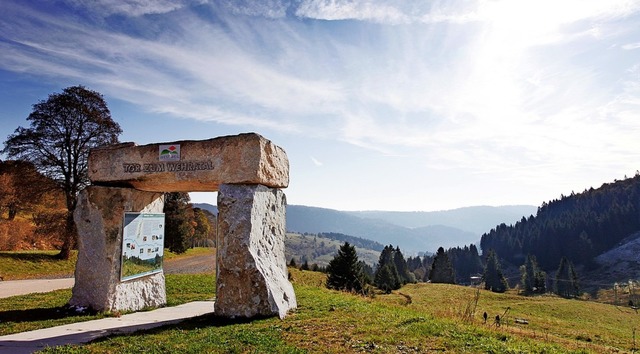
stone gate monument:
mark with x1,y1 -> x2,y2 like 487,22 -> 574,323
70,133 -> 297,319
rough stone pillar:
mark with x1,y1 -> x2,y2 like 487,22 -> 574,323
70,186 -> 166,312
216,184 -> 297,319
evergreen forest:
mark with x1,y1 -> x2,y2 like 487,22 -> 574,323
480,174 -> 640,270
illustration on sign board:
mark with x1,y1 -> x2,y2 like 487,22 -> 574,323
121,213 -> 165,281
159,144 -> 180,161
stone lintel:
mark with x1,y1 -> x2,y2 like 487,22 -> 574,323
88,133 -> 289,192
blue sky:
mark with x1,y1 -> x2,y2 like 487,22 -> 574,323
1,0 -> 639,212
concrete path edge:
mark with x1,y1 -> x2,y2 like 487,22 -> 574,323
0,301 -> 215,354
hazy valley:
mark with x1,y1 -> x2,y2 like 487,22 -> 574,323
196,203 -> 537,255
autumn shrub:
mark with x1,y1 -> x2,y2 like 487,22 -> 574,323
32,209 -> 65,249
0,219 -> 35,250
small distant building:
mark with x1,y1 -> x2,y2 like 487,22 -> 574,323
470,274 -> 482,287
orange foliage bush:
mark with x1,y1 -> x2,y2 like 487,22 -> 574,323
0,220 -> 35,250
0,215 -> 64,250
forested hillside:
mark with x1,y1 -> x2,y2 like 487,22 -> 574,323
285,232 -> 381,267
316,232 -> 384,251
480,174 -> 640,270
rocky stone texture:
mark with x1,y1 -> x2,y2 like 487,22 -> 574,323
72,133 -> 294,319
70,186 -> 166,312
88,133 -> 289,191
216,184 -> 296,319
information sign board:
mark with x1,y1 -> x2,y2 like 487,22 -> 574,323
121,212 -> 165,281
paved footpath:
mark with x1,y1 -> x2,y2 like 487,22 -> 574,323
0,279 -> 215,353
0,278 -> 75,299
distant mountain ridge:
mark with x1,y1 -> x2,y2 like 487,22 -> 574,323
287,205 -> 536,254
349,205 -> 537,235
196,203 -> 537,254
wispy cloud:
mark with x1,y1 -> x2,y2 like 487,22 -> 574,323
0,1 -> 346,133
310,156 -> 323,166
296,0 -> 412,24
66,0 -> 201,17
622,42 -> 640,50
220,0 -> 291,19
1,0 -> 639,198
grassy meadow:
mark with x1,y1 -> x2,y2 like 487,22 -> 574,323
0,247 -> 213,281
0,250 -> 78,280
0,267 -> 634,353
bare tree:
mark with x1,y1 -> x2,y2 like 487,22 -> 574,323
3,86 -> 122,259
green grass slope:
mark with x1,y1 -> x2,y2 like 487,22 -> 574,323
0,250 -> 78,280
29,269 -> 640,353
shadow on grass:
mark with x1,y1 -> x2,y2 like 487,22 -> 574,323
0,306 -> 98,323
0,305 -> 260,329
0,311 -> 261,352
91,312 -> 269,343
0,252 -> 62,262
156,312 -> 267,331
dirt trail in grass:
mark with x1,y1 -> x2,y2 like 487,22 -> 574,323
163,251 -> 215,274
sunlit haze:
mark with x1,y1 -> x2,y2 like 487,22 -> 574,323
1,0 -> 639,211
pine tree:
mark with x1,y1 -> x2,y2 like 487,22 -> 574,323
555,257 -> 569,297
326,242 -> 366,293
301,260 -> 310,271
360,261 -> 374,283
430,247 -> 456,284
448,244 -> 484,284
377,245 -> 395,268
374,245 -> 401,291
535,269 -> 547,293
421,255 -> 435,281
374,264 -> 399,294
483,250 -> 508,293
555,257 -> 579,297
521,254 -> 536,293
164,192 -> 194,254
520,254 -> 547,294
393,246 -> 412,284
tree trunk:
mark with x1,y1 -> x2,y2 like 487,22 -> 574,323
57,210 -> 76,260
7,205 -> 17,221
